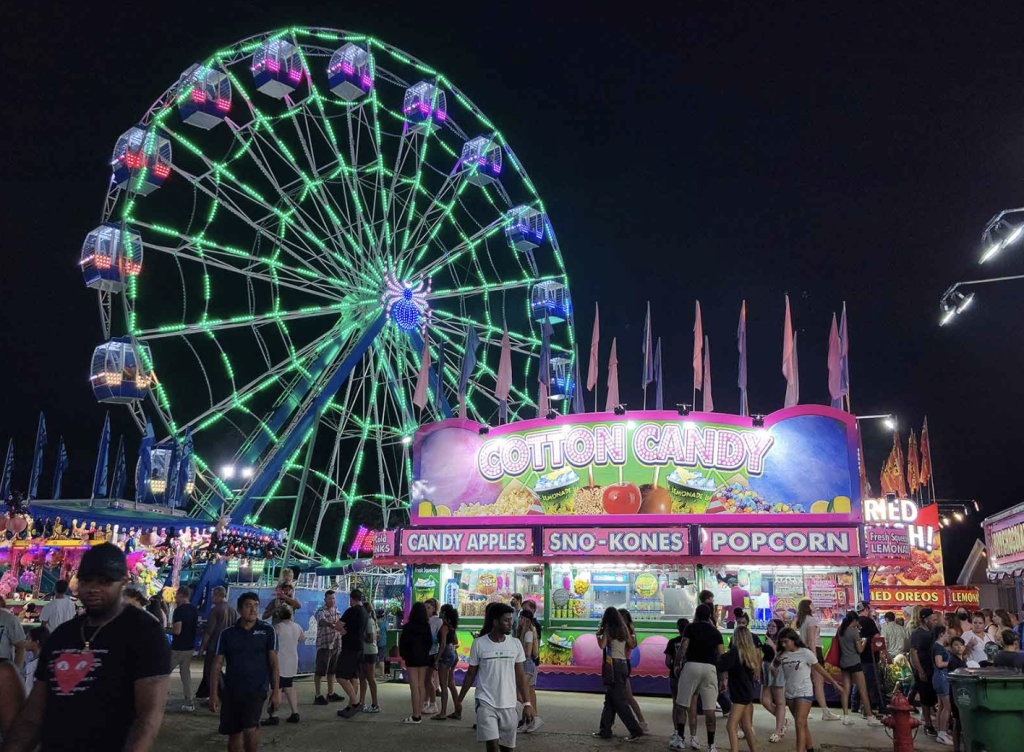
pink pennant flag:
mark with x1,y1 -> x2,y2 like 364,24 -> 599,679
827,313 -> 842,407
693,301 -> 703,392
412,334 -> 431,409
605,338 -> 620,412
538,382 -> 549,417
787,331 -> 801,408
703,336 -> 714,412
587,303 -> 600,391
782,295 -> 798,407
495,328 -> 512,402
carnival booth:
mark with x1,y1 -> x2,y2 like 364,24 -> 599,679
377,405 -> 882,694
981,502 -> 1024,613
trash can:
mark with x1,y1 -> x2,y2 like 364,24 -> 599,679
950,667 -> 1024,752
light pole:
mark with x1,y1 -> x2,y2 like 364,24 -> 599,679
855,413 -> 897,431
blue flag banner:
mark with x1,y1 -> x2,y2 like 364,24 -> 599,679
0,439 -> 14,501
52,437 -> 68,500
457,327 -> 480,398
28,412 -> 47,500
111,436 -> 127,500
92,413 -> 111,499
572,358 -> 586,414
135,419 -> 155,502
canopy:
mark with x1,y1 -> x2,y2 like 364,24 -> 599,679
29,499 -> 201,533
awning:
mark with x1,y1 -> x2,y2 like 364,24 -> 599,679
29,499 -> 201,533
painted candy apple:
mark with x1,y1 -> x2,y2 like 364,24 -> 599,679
572,633 -> 603,668
602,482 -> 641,515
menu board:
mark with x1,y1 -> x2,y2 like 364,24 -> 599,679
807,577 -> 838,608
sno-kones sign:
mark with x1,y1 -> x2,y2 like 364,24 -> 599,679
411,406 -> 861,525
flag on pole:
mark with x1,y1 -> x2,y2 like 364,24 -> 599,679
839,302 -> 850,400
495,328 -> 513,421
907,429 -> 920,494
642,302 -> 654,387
537,319 -> 554,417
92,412 -> 111,499
28,412 -> 47,500
693,301 -> 704,392
457,327 -> 481,419
110,436 -> 126,500
173,426 -> 193,509
412,334 -> 432,409
891,429 -> 907,497
703,336 -> 714,412
605,338 -> 620,412
587,303 -> 600,392
653,338 -> 664,411
52,437 -> 68,500
919,417 -> 933,488
0,439 -> 14,502
572,358 -> 586,414
880,449 -> 896,496
782,295 -> 798,407
828,313 -> 843,408
737,301 -> 748,417
135,419 -> 154,502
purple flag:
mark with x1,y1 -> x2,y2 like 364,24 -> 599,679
587,303 -> 600,392
737,301 -> 748,416
839,301 -> 850,400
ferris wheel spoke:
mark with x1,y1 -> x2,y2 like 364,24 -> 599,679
133,305 -> 352,341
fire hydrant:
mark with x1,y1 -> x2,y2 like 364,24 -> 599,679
883,688 -> 920,752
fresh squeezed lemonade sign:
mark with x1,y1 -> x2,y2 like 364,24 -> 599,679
867,497 -> 945,587
411,407 -> 860,523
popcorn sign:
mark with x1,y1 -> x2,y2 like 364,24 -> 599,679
701,526 -> 859,557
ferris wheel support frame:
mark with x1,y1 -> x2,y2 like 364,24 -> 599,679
228,311 -> 387,524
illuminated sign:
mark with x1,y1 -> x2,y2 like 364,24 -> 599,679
863,496 -> 935,552
543,526 -> 689,556
700,526 -> 860,557
985,507 -> 1024,567
349,525 -> 375,555
412,406 -> 861,524
864,527 -> 912,559
400,528 -> 533,556
372,530 -> 397,557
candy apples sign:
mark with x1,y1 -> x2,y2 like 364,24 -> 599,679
411,406 -> 861,526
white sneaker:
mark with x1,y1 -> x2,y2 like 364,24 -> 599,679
842,714 -> 854,726
935,732 -> 952,746
641,722 -> 650,733
181,703 -> 195,713
708,744 -> 718,752
689,736 -> 701,749
525,716 -> 545,734
867,717 -> 883,727
669,733 -> 685,751
822,709 -> 841,721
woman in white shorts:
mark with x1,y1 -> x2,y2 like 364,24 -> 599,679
775,628 -> 842,752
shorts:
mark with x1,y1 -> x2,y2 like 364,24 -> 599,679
914,677 -> 938,707
933,672 -> 950,697
788,696 -> 814,704
523,657 -> 537,686
362,652 -> 378,664
438,646 -> 458,668
219,690 -> 266,735
315,648 -> 339,677
678,662 -> 718,709
841,663 -> 863,674
279,676 -> 294,689
336,650 -> 362,680
760,663 -> 786,688
476,700 -> 518,747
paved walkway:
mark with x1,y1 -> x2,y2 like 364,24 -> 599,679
155,669 -> 946,752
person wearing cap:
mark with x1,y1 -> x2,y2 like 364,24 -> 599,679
910,607 -> 941,738
2,543 -> 171,752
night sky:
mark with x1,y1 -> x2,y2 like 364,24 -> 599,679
4,3 -> 1024,576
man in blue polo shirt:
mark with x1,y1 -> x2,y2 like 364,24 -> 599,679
211,592 -> 280,752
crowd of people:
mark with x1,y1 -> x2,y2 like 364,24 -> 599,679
3,547 -> 1024,752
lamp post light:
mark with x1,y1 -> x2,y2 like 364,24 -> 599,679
855,413 -> 897,431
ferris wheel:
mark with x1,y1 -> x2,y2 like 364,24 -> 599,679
81,27 -> 575,558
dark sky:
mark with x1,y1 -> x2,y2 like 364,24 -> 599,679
4,3 -> 1024,576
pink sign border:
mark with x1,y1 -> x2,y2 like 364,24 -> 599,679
984,505 -> 1024,566
699,525 -> 861,558
541,526 -> 690,557
400,527 -> 534,557
411,405 -> 862,527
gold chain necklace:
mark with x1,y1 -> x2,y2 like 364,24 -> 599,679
80,612 -> 119,650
